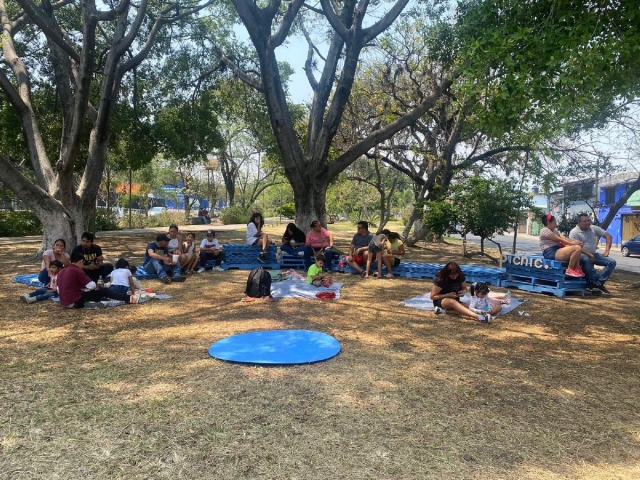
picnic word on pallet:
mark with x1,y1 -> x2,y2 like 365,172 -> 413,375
500,253 -> 586,298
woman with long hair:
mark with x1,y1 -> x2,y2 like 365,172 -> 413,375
281,223 -> 307,256
246,212 -> 270,263
430,262 -> 492,323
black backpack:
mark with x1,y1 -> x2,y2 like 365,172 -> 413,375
245,267 -> 272,298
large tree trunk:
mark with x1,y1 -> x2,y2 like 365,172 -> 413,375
292,177 -> 328,230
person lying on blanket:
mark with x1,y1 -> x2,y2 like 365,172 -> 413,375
307,254 -> 333,287
430,261 -> 492,324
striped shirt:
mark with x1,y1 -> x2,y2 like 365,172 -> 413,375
539,227 -> 561,251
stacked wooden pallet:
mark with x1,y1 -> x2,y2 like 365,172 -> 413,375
500,254 -> 586,298
208,244 -> 279,270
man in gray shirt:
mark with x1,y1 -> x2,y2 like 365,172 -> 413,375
569,213 -> 616,294
346,221 -> 373,274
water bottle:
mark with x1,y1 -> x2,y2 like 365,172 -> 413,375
506,290 -> 512,305
97,275 -> 104,290
338,255 -> 346,273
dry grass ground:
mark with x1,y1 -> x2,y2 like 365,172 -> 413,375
1,223 -> 640,479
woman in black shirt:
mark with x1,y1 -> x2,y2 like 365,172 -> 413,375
430,261 -> 492,323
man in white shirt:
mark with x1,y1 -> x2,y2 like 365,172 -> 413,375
197,230 -> 226,273
569,213 -> 616,295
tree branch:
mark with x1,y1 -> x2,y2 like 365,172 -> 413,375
15,0 -> 80,62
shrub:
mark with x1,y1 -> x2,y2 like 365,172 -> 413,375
220,205 -> 251,225
118,211 -> 147,229
94,209 -> 121,232
0,210 -> 43,236
276,202 -> 295,219
143,210 -> 189,228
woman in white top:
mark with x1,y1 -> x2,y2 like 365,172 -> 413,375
107,258 -> 137,301
246,212 -> 270,263
181,232 -> 198,273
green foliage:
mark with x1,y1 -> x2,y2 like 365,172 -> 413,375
220,205 -> 251,225
94,210 -> 121,232
0,210 -> 43,236
455,0 -> 640,138
143,210 -> 188,228
423,178 -> 533,241
276,202 -> 295,218
423,201 -> 458,239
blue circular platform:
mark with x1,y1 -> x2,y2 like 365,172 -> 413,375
208,329 -> 341,365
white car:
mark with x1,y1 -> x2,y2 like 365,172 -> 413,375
148,207 -> 167,216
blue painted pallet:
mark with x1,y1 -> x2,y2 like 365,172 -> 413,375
500,280 -> 585,298
504,273 -> 586,289
223,262 -> 280,271
221,244 -> 278,270
280,255 -> 306,269
502,254 -> 567,271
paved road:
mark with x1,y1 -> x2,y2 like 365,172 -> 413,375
451,232 -> 640,274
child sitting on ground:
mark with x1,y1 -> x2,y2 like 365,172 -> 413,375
307,254 -> 333,287
20,260 -> 63,304
128,265 -> 143,291
108,258 -> 138,301
468,282 -> 502,321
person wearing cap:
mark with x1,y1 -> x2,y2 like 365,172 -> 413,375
197,230 -> 226,273
143,233 -> 184,283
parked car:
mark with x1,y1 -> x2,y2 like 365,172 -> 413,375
621,235 -> 640,257
147,206 -> 167,216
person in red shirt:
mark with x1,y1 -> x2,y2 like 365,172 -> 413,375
57,252 -> 108,309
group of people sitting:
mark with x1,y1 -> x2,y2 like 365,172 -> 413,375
20,226 -> 228,309
274,219 -> 405,286
539,213 -> 616,294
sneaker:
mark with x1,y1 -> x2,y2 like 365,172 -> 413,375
434,306 -> 446,315
84,301 -> 106,310
171,275 -> 187,283
258,253 -> 266,264
596,282 -> 611,295
196,267 -> 206,274
565,268 -> 584,277
160,276 -> 172,284
212,266 -> 224,272
485,314 -> 493,323
20,293 -> 36,304
478,314 -> 490,323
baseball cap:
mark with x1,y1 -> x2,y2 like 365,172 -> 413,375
206,230 -> 215,236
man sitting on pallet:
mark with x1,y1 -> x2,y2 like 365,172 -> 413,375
346,221 -> 373,275
569,213 -> 616,295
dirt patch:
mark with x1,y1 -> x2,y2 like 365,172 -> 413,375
1,225 -> 639,479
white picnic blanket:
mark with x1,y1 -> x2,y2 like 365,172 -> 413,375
399,292 -> 525,316
270,280 -> 344,300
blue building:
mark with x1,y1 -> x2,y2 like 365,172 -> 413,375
597,173 -> 640,245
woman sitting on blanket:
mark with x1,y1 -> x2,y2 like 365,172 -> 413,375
39,238 -> 70,285
281,223 -> 307,256
430,261 -> 492,323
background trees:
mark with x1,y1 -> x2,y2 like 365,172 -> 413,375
0,0 -> 214,250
